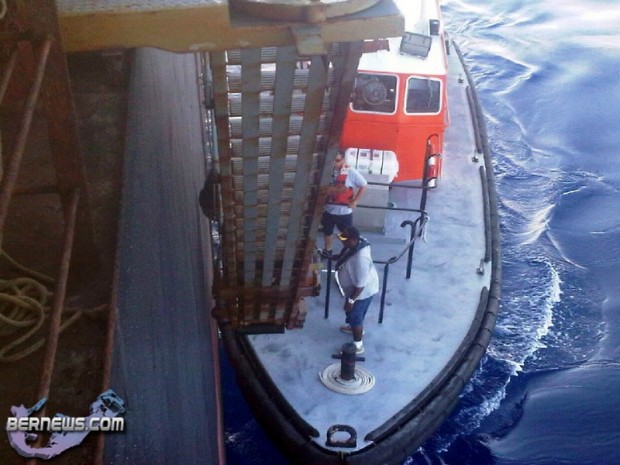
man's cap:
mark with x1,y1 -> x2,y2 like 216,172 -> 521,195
338,226 -> 360,241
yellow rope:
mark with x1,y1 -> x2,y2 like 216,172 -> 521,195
1,248 -> 55,285
0,249 -> 94,363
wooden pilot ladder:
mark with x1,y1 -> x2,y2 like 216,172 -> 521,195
208,43 -> 363,331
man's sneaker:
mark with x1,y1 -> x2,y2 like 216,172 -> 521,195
340,325 -> 365,335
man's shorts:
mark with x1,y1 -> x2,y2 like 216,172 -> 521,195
345,296 -> 373,327
321,211 -> 352,236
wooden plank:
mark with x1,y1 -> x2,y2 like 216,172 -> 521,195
234,203 -> 293,217
216,285 -> 315,300
240,48 -> 262,290
229,114 -> 329,138
230,135 -> 324,157
279,55 -> 329,292
57,2 -> 405,53
233,220 -> 310,241
233,187 -> 295,204
228,92 -> 330,116
228,46 -> 342,65
227,67 -> 335,92
229,153 -> 320,175
261,46 -> 297,292
294,41 -> 365,305
231,171 -> 320,191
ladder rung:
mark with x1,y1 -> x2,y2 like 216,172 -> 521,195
227,68 -> 335,93
230,136 -> 324,158
229,115 -> 329,138
227,92 -> 331,116
230,153 -> 319,175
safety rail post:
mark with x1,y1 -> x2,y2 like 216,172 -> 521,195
321,188 -> 429,323
378,262 -> 390,324
402,219 -> 417,279
324,255 -> 333,319
419,133 -> 440,213
374,212 -> 427,323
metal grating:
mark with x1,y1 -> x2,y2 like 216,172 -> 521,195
210,43 -> 363,330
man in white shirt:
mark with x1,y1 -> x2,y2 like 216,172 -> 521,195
321,151 -> 368,254
335,226 -> 379,354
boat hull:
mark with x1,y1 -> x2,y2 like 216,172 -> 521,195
220,42 -> 501,465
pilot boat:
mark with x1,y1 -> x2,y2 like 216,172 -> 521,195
217,0 -> 501,463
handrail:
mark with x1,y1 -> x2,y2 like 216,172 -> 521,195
419,133 -> 441,212
366,180 -> 427,190
322,136 -> 443,322
373,217 -> 427,267
324,257 -> 333,319
356,204 -> 424,214
374,215 -> 427,323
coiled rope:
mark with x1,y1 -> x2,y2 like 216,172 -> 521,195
319,363 -> 376,395
0,249 -> 87,363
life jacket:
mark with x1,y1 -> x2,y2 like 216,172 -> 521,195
328,165 -> 354,205
335,238 -> 370,271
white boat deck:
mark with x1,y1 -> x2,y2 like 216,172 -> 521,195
246,49 -> 492,452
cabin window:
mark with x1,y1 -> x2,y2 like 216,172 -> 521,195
351,73 -> 398,114
405,77 -> 441,114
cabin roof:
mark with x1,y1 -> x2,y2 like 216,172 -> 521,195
359,0 -> 447,76
358,34 -> 447,76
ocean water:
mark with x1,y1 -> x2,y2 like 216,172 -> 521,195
223,1 -> 620,464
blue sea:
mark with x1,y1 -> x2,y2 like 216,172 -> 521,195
222,1 -> 620,464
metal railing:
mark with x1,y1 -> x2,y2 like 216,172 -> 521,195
322,210 -> 428,322
374,215 -> 427,323
321,134 -> 446,322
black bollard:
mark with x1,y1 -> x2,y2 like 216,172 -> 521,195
340,343 -> 357,381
